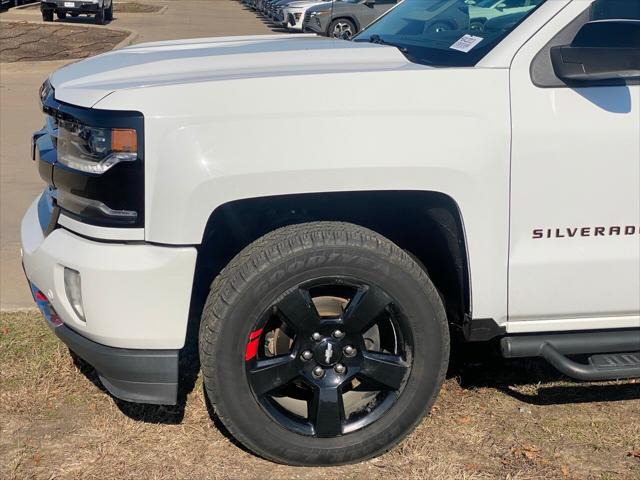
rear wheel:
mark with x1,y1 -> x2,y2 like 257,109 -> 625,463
56,10 -> 66,19
199,222 -> 449,465
42,9 -> 54,21
105,2 -> 113,21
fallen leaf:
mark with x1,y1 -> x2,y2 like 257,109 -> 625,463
561,465 -> 570,477
628,449 -> 640,459
457,415 -> 472,425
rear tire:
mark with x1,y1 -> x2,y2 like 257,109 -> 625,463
56,10 -> 66,19
105,2 -> 113,21
199,222 -> 449,465
42,9 -> 54,21
95,6 -> 105,24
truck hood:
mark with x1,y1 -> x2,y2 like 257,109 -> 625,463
49,34 -> 418,108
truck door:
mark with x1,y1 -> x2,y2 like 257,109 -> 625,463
508,0 -> 640,332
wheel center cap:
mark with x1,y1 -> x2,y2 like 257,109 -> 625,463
314,339 -> 342,366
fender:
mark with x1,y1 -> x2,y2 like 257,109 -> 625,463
95,65 -> 512,323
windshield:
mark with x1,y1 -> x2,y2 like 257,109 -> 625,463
353,0 -> 546,66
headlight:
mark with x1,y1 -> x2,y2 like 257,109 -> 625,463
57,118 -> 138,174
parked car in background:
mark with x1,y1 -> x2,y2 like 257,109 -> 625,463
1,0 -> 34,9
303,0 -> 399,38
468,0 -> 543,32
280,0 -> 330,30
40,0 -> 113,24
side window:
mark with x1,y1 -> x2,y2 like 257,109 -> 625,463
375,0 -> 397,4
590,0 -> 640,20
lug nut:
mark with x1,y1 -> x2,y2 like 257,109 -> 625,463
312,366 -> 325,378
312,332 -> 322,341
343,345 -> 356,357
332,329 -> 345,339
301,350 -> 313,361
334,363 -> 346,375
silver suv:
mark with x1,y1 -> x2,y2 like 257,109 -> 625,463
303,0 -> 398,38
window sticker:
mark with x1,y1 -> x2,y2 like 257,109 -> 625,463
449,35 -> 484,53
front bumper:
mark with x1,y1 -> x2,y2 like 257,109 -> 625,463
22,194 -> 198,404
303,14 -> 328,35
285,10 -> 304,31
34,289 -> 180,405
41,1 -> 101,13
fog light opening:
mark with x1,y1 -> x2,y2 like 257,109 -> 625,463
64,268 -> 85,322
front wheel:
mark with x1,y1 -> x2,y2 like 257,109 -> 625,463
105,2 -> 113,21
199,222 -> 449,465
328,18 -> 356,39
56,10 -> 66,19
42,9 -> 54,21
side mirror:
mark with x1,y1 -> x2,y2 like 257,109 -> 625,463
495,2 -> 506,11
551,20 -> 640,85
363,0 -> 375,6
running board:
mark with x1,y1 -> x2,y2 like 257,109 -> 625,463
501,329 -> 640,381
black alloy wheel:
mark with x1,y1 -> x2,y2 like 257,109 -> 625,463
199,222 -> 449,465
245,278 -> 413,438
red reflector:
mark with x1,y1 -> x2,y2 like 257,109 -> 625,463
50,311 -> 64,327
35,291 -> 48,301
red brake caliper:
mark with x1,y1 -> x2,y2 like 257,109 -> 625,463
245,328 -> 263,361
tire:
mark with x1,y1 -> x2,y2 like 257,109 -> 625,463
105,2 -> 112,21
56,10 -> 66,19
42,9 -> 54,21
199,221 -> 449,465
328,18 -> 356,39
95,6 -> 105,24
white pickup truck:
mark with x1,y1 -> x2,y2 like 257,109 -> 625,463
21,0 -> 640,466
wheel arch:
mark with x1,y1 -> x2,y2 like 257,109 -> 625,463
192,190 -> 472,330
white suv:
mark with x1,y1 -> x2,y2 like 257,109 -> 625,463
21,0 -> 640,466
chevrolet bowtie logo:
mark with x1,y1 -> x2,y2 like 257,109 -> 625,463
324,343 -> 333,364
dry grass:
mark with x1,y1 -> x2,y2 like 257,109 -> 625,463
1,310 -> 639,479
